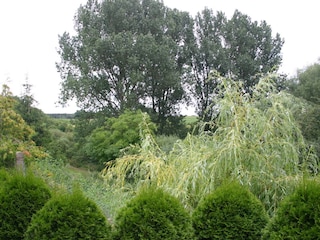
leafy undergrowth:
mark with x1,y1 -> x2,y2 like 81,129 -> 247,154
30,157 -> 130,223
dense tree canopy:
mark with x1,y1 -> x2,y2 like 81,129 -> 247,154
15,82 -> 52,147
57,0 -> 283,127
57,0 -> 193,133
287,62 -> 320,158
190,8 -> 283,120
288,61 -> 320,104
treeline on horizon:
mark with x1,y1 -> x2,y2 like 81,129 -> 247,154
56,0 -> 284,136
46,113 -> 75,119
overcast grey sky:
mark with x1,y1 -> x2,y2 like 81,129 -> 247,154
0,0 -> 319,114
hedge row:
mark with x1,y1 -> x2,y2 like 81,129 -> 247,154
0,170 -> 52,239
0,170 -> 112,240
1,169 -> 319,239
262,180 -> 320,239
113,186 -> 194,240
118,181 -> 320,240
25,188 -> 112,240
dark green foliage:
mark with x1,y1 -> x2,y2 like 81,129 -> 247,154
287,62 -> 320,159
192,181 -> 268,240
114,186 -> 194,240
0,171 -> 51,240
262,180 -> 320,239
15,82 -> 53,147
154,114 -> 189,138
292,102 -> 320,160
57,0 -> 194,133
289,62 -> 320,104
25,189 -> 112,240
69,110 -> 107,166
190,8 -> 283,120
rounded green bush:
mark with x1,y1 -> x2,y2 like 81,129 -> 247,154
192,181 -> 268,240
25,189 -> 112,240
0,171 -> 51,240
263,180 -> 320,239
114,186 -> 194,240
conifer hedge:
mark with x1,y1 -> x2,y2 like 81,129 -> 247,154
0,172 -> 51,239
24,189 -> 112,240
114,186 -> 194,240
192,181 -> 268,239
262,180 -> 320,239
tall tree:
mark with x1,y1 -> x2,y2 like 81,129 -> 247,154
190,9 -> 284,120
287,61 -> 320,157
15,80 -> 52,147
288,61 -> 320,104
57,0 -> 193,133
224,10 -> 283,85
189,9 -> 227,120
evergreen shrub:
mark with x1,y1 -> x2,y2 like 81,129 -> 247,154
0,171 -> 51,239
262,180 -> 320,239
24,189 -> 112,240
192,181 -> 268,240
114,186 -> 194,240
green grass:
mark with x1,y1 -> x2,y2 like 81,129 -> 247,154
30,158 -> 130,223
184,115 -> 198,124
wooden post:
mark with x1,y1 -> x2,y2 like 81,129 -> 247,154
15,151 -> 26,174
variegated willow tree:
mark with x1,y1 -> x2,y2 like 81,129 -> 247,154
102,73 -> 318,216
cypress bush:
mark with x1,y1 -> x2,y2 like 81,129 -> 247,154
0,171 -> 51,240
262,180 -> 320,239
24,189 -> 112,240
114,186 -> 194,240
192,181 -> 268,240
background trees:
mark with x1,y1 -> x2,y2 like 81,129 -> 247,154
189,8 -> 283,120
15,81 -> 52,147
287,62 -> 320,158
57,0 -> 283,130
55,0 -> 288,168
288,61 -> 320,104
57,0 -> 194,134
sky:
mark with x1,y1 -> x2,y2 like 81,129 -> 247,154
0,0 -> 319,114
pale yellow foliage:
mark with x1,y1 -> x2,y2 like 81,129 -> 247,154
102,74 -> 318,215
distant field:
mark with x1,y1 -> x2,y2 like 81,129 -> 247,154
184,115 -> 198,124
47,113 -> 199,125
46,113 -> 75,119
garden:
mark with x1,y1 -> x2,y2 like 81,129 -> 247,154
1,73 -> 320,239
1,0 -> 320,238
